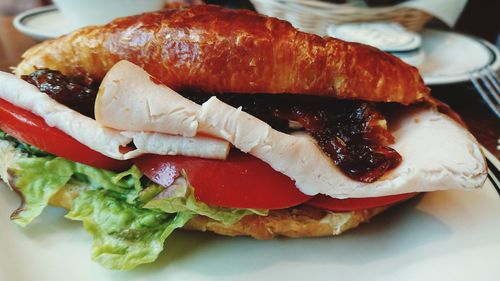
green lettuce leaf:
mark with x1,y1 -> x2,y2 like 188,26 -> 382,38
144,177 -> 267,226
10,157 -> 142,226
66,189 -> 193,270
11,157 -> 73,226
9,152 -> 267,269
74,164 -> 143,203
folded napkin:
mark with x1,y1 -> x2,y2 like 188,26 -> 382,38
397,0 -> 467,27
348,0 -> 467,27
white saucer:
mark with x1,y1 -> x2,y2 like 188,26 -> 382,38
327,22 -> 423,52
419,29 -> 500,85
13,5 -> 77,41
392,48 -> 425,68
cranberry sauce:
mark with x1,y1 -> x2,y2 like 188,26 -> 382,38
183,93 -> 402,183
21,69 -> 98,118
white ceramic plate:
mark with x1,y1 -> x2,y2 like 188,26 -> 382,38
419,29 -> 500,85
13,5 -> 76,41
0,150 -> 499,281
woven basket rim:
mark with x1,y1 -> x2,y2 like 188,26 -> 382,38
251,0 -> 411,12
249,0 -> 432,33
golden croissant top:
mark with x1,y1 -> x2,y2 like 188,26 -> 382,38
15,5 -> 429,104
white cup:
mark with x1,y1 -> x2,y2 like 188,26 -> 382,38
52,0 -> 165,28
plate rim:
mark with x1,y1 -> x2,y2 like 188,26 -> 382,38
13,5 -> 65,41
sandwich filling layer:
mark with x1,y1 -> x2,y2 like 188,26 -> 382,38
0,61 -> 487,199
95,61 -> 487,198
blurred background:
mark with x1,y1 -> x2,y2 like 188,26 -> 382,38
0,0 -> 498,45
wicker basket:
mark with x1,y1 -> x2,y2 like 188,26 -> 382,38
250,0 -> 432,35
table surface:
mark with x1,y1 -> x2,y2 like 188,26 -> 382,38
0,15 -> 498,158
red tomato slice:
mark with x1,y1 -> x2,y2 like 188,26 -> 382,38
134,151 -> 312,209
305,193 -> 417,212
0,98 -> 131,171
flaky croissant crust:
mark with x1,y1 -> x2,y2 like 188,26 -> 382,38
15,5 -> 429,104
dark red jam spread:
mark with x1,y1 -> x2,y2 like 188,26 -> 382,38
22,69 -> 401,183
21,69 -> 98,118
183,93 -> 402,183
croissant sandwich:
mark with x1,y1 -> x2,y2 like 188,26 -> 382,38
0,5 -> 486,270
